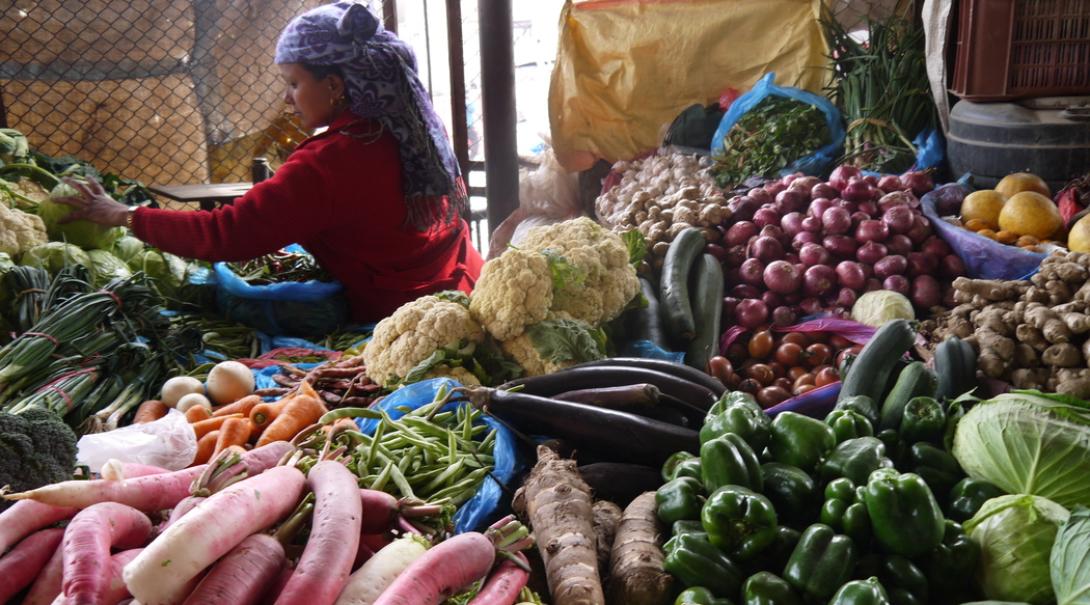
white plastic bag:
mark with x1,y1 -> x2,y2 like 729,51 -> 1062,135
77,409 -> 197,471
488,147 -> 582,258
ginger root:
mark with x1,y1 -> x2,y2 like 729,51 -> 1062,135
1016,324 -> 1049,352
1043,343 -> 1082,368
1024,304 -> 1072,343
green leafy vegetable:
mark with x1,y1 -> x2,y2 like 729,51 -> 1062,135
540,248 -> 586,292
38,181 -> 125,250
622,229 -> 648,267
87,250 -> 132,287
433,290 -> 471,308
525,318 -> 607,365
1052,506 -> 1090,605
21,242 -> 93,276
111,236 -> 145,263
965,494 -> 1069,605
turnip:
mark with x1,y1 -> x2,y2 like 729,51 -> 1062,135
906,252 -> 938,277
123,466 -> 306,605
941,254 -> 966,278
176,392 -> 212,414
725,222 -> 758,247
799,243 -> 831,267
882,205 -> 915,234
822,207 -> 852,235
749,237 -> 784,263
0,500 -> 76,555
829,165 -> 861,191
874,255 -> 908,278
835,261 -> 867,291
0,528 -> 64,603
753,208 -> 780,228
803,265 -> 836,297
883,275 -> 911,295
739,258 -> 765,286
182,534 -> 285,605
886,234 -> 913,256
781,212 -> 804,237
856,241 -> 887,265
62,503 -> 152,605
335,537 -> 428,605
160,376 -> 204,408
855,220 -> 889,243
912,275 -> 942,309
206,360 -> 255,405
822,235 -> 857,259
736,299 -> 769,329
877,175 -> 904,193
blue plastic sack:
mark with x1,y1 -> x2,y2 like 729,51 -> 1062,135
623,340 -> 686,363
912,128 -> 945,171
354,378 -> 523,534
921,184 -> 1047,280
710,73 -> 846,177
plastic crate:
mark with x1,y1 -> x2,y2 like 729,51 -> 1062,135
951,0 -> 1090,101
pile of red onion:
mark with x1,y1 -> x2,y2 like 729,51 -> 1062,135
707,165 -> 965,330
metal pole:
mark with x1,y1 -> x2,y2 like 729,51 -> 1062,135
445,0 -> 470,177
477,0 -> 518,232
383,0 -> 398,34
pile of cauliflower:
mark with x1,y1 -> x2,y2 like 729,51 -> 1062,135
0,202 -> 47,257
364,217 -> 641,386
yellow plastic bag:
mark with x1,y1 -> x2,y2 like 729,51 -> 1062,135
549,0 -> 830,171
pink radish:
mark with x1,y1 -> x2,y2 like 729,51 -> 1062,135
92,548 -> 143,605
193,441 -> 295,495
123,465 -> 306,605
354,532 -> 394,569
100,460 -> 170,481
62,503 -> 152,605
0,528 -> 64,602
275,461 -> 363,605
335,536 -> 428,605
359,490 -> 399,533
5,466 -> 206,511
160,496 -> 206,531
181,534 -> 285,605
372,532 -> 496,605
0,500 -> 76,555
23,540 -> 64,605
467,553 -> 530,605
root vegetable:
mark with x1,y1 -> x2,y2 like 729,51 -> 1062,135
371,532 -> 496,605
978,332 -> 1016,361
1024,305 -> 1072,343
467,553 -> 532,605
182,534 -> 285,605
1043,343 -> 1082,368
22,537 -> 64,605
1014,343 -> 1039,368
0,500 -> 76,555
592,501 -> 623,578
5,465 -> 206,511
100,460 -> 170,482
953,277 -> 1025,302
0,528 -> 64,603
975,308 -> 1012,336
519,446 -> 604,605
1015,325 -> 1049,352
335,536 -> 428,605
94,548 -> 143,605
161,376 -> 205,408
206,360 -> 256,405
62,503 -> 152,605
607,492 -> 672,605
162,496 -> 206,531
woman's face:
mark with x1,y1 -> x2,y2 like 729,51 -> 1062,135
280,63 -> 343,130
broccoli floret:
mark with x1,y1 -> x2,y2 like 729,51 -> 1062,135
0,410 -> 78,507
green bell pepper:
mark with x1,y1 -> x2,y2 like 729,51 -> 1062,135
673,457 -> 704,482
701,485 -> 779,562
829,578 -> 892,605
657,477 -> 705,524
702,395 -> 771,451
819,478 -> 871,546
702,433 -> 763,493
663,451 -> 698,482
782,524 -> 857,602
675,587 -> 734,605
744,525 -> 800,578
818,436 -> 894,485
907,442 -> 963,502
835,394 -> 880,426
875,429 -> 905,467
879,555 -> 928,605
898,397 -> 946,444
947,477 -> 1003,523
760,462 -> 817,526
826,408 -> 875,443
768,411 -> 837,472
925,520 -> 980,598
861,469 -> 944,558
943,399 -> 967,453
672,519 -> 706,539
741,572 -> 802,605
663,532 -> 744,597
887,589 -> 923,605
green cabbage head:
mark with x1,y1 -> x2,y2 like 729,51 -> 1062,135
38,182 -> 124,250
111,236 -> 145,263
966,494 -> 1069,604
128,248 -> 187,295
851,290 -> 915,327
87,249 -> 132,287
21,242 -> 93,276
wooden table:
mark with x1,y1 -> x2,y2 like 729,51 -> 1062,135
147,183 -> 253,211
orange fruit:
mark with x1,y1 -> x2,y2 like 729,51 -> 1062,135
998,191 -> 1063,239
996,172 -> 1051,199
961,190 -> 1006,230
977,229 -> 997,240
995,230 -> 1018,244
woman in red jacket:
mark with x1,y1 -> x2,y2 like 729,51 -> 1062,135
56,1 -> 483,322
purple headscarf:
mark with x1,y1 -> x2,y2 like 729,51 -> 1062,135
275,1 -> 466,228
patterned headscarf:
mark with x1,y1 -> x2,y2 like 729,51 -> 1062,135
275,1 -> 466,228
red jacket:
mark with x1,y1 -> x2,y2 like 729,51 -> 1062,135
132,112 -> 484,322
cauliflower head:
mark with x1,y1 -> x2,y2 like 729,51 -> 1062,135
519,217 -> 639,325
500,318 -> 607,377
365,295 -> 485,387
424,365 -> 482,386
0,204 -> 47,257
469,247 -> 555,341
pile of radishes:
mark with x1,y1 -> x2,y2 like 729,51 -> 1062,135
710,165 -> 966,330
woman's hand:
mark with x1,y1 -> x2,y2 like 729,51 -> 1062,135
52,177 -> 130,227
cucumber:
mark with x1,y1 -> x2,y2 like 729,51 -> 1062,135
838,319 -> 916,404
957,338 -> 979,398
879,361 -> 938,430
632,277 -> 668,349
659,228 -> 707,343
934,336 -> 979,401
685,254 -> 724,371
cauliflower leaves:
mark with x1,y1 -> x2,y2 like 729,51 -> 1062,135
500,318 -> 607,376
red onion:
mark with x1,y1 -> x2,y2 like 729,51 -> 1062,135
725,222 -> 759,247
858,202 -> 879,217
823,206 -> 852,235
877,175 -> 905,193
800,243 -> 831,267
810,198 -> 833,218
781,212 -> 804,237
750,236 -> 785,263
835,199 -> 856,211
907,252 -> 939,277
907,214 -> 932,244
856,241 -> 888,265
801,215 -> 823,234
772,306 -> 797,326
836,287 -> 858,308
941,254 -> 966,278
736,299 -> 769,329
851,211 -> 871,227
775,189 -> 809,214
799,297 -> 823,315
811,183 -> 839,200
861,263 -> 874,279
783,292 -> 801,305
934,187 -> 964,217
791,176 -> 821,191
732,284 -> 762,299
835,261 -> 867,290
739,258 -> 766,286
729,196 -> 761,221
763,182 -> 787,198
878,191 -> 915,213
823,235 -> 858,259
763,260 -> 802,295
726,245 -> 748,267
782,173 -> 800,186
886,234 -> 913,256
762,290 -> 785,309
842,178 -> 875,202
793,231 -> 821,249
722,297 -> 741,319
748,188 -> 772,206
829,165 -> 862,191
864,175 -> 879,187
874,255 -> 908,278
883,275 -> 911,295
856,220 -> 890,243
882,205 -> 916,234
784,253 -> 800,265
912,275 -> 942,308
803,265 -> 837,297
705,243 -> 728,263
921,236 -> 952,258
865,278 -> 883,292
760,225 -> 785,241
753,207 -> 780,228
901,171 -> 934,197
725,267 -> 741,283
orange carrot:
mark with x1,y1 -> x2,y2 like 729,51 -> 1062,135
185,405 -> 212,423
133,400 -> 169,424
212,395 -> 261,418
194,431 -> 220,466
256,396 -> 327,446
191,414 -> 244,440
250,398 -> 292,431
213,418 -> 253,458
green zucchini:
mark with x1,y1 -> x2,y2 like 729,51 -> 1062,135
957,338 -> 979,397
685,254 -> 724,371
632,277 -> 668,349
934,336 -> 977,401
838,319 -> 916,404
659,228 -> 707,343
879,361 -> 938,430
